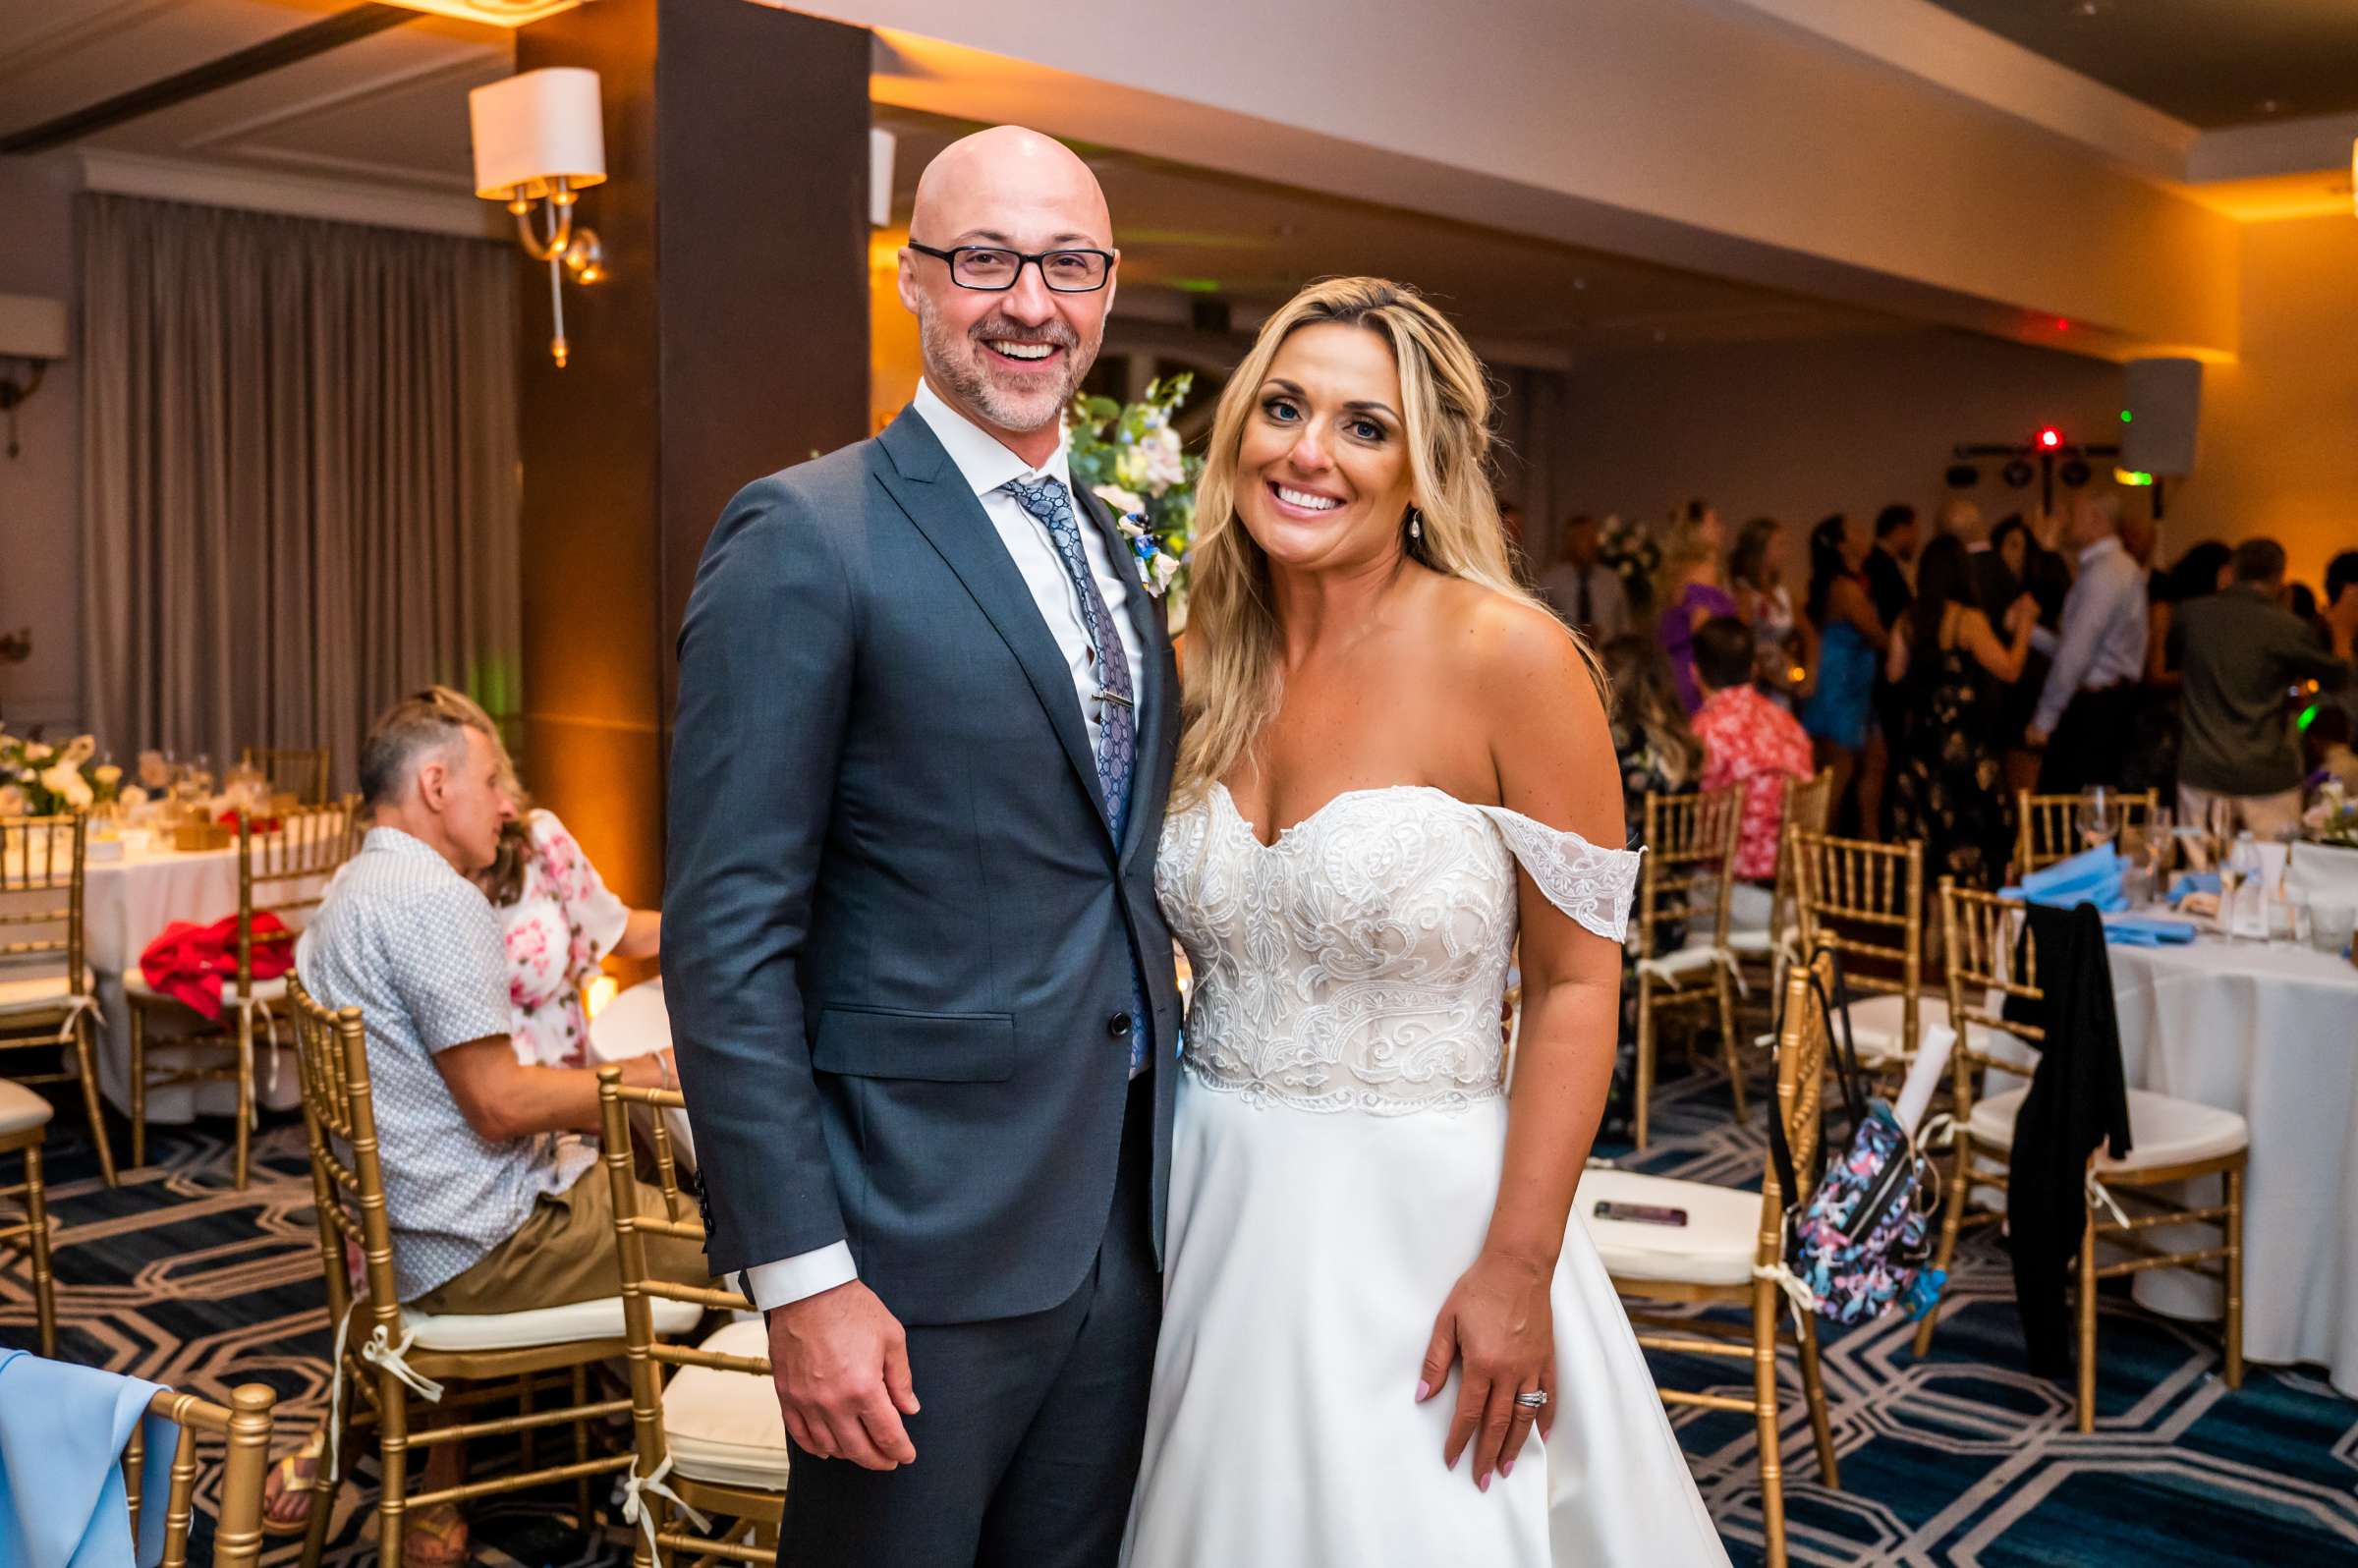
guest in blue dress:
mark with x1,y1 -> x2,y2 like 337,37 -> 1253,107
1799,512 -> 1888,829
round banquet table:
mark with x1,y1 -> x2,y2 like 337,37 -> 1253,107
585,977 -> 698,1170
1991,926 -> 2358,1395
78,833 -> 323,1122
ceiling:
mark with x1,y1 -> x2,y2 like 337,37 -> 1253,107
0,0 -> 508,211
1924,0 -> 2358,129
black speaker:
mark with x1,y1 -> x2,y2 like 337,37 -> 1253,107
2121,358 -> 2201,476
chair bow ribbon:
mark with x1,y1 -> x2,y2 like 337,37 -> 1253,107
53,991 -> 105,1046
325,1314 -> 444,1476
621,1453 -> 711,1561
1637,944 -> 1750,998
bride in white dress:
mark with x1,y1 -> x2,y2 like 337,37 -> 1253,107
1122,279 -> 1728,1566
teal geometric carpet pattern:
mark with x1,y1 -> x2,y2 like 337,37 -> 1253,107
4,1069 -> 2355,1565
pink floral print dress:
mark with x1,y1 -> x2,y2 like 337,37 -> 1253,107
500,810 -> 631,1067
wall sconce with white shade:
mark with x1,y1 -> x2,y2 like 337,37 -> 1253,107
0,294 -> 67,460
470,67 -> 608,367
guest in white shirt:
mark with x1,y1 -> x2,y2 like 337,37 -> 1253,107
2028,495 -> 2149,793
1537,513 -> 1629,644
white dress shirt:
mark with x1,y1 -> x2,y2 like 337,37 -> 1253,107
1536,560 -> 1630,643
743,379 -> 1148,1313
2031,534 -> 2150,735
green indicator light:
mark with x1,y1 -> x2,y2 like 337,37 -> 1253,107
1170,277 -> 1222,294
2120,410 -> 2133,422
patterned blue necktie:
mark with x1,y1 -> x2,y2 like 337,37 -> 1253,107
1004,474 -> 1149,1074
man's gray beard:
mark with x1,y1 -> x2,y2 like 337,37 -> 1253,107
918,299 -> 1094,435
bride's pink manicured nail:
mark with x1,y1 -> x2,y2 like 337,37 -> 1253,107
1500,1459 -> 1515,1479
1478,1474 -> 1491,1493
1415,1379 -> 1431,1402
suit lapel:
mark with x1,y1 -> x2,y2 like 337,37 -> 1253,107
872,410 -> 1114,835
1073,484 -> 1176,871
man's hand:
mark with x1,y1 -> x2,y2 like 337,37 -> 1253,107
766,1279 -> 920,1470
2024,726 -> 2049,750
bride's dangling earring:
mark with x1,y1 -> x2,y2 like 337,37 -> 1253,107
1406,507 -> 1424,544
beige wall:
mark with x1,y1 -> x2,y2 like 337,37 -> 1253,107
2165,213 -> 2358,588
1548,325 -> 2127,572
0,155 -> 82,735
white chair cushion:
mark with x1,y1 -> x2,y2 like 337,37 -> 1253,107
400,1292 -> 702,1352
0,1078 -> 54,1136
123,971 -> 288,1006
663,1316 -> 791,1490
0,968 -> 83,1017
1651,941 -> 1727,980
1968,1087 -> 2249,1172
1575,1168 -> 1763,1289
1722,926 -> 1774,957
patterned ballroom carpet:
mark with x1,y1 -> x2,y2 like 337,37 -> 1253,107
4,1066 -> 2356,1566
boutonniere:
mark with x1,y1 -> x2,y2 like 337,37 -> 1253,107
1111,507 -> 1183,599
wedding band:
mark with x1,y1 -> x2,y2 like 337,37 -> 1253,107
1514,1390 -> 1548,1410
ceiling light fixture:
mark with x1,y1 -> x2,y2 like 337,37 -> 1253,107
470,68 -> 608,367
380,0 -> 587,25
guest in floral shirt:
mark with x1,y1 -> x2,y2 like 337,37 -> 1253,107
1691,616 -> 1815,887
439,693 -> 663,1067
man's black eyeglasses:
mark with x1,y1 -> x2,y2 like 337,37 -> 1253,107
908,242 -> 1115,294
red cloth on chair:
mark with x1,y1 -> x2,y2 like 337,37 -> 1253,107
215,810 -> 282,834
137,912 -> 295,1022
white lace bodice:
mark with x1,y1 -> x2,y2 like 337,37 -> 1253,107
1155,784 -> 1640,1116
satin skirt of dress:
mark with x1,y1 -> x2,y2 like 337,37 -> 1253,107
1121,1075 -> 1731,1567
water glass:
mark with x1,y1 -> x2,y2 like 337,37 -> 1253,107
2077,786 -> 2112,850
2312,900 -> 2357,960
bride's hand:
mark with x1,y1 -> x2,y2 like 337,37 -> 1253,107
1418,1247 -> 1556,1490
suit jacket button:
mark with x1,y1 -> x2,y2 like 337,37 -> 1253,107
1107,1012 -> 1134,1038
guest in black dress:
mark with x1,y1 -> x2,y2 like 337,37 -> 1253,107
1890,535 -> 2037,891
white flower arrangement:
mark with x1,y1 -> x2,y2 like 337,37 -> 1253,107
1,728 -> 112,815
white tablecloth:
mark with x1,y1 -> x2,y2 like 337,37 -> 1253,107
586,977 -> 697,1169
1995,927 -> 2358,1394
79,835 -> 320,1122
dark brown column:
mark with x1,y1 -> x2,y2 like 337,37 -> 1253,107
512,0 -> 870,920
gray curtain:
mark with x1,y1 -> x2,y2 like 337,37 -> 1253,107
79,193 -> 520,795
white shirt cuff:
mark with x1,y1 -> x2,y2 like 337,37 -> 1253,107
741,1241 -> 858,1311
2028,626 -> 2059,658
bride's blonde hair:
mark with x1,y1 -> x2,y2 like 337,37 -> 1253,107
1174,276 -> 1601,805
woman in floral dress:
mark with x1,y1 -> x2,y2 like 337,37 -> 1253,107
478,802 -> 662,1065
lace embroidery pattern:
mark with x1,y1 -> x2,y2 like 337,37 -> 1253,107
1157,786 -> 1640,1116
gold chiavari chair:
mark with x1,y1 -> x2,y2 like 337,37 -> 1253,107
1726,768 -> 1836,999
123,1381 -> 277,1567
127,802 -> 357,1188
0,1076 -> 56,1355
1788,828 -> 1928,1075
0,811 -> 115,1185
597,1067 -> 791,1566
240,746 -> 331,808
1913,880 -> 2247,1430
1578,956 -> 1841,1568
2015,788 -> 2158,876
1632,784 -> 1746,1149
286,978 -> 700,1567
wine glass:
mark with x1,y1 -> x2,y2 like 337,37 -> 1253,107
2076,786 -> 2114,852
2221,831 -> 2261,939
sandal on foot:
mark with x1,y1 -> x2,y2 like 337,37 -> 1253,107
260,1428 -> 327,1538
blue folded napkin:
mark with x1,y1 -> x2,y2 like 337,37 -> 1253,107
0,1349 -> 176,1568
2003,842 -> 2126,912
2167,870 -> 2220,907
2103,915 -> 2199,947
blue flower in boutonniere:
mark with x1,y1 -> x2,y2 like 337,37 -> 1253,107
1113,509 -> 1183,598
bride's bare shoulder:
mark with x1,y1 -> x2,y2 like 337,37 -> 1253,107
1426,580 -> 1596,703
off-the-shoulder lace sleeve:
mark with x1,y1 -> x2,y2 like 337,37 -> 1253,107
1472,806 -> 1642,943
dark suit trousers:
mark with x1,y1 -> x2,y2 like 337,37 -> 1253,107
782,1076 -> 1159,1568
2038,684 -> 2141,795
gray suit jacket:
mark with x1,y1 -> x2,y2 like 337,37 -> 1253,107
666,408 -> 1182,1326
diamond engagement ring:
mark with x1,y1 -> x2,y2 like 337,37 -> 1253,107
1514,1390 -> 1549,1410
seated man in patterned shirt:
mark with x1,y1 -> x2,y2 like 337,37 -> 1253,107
265,688 -> 704,1551
1692,616 -> 1814,929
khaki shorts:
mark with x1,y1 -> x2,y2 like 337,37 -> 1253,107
410,1164 -> 712,1316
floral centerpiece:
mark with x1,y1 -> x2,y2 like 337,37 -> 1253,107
1066,373 -> 1200,618
2303,782 -> 2358,849
0,730 -> 122,816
